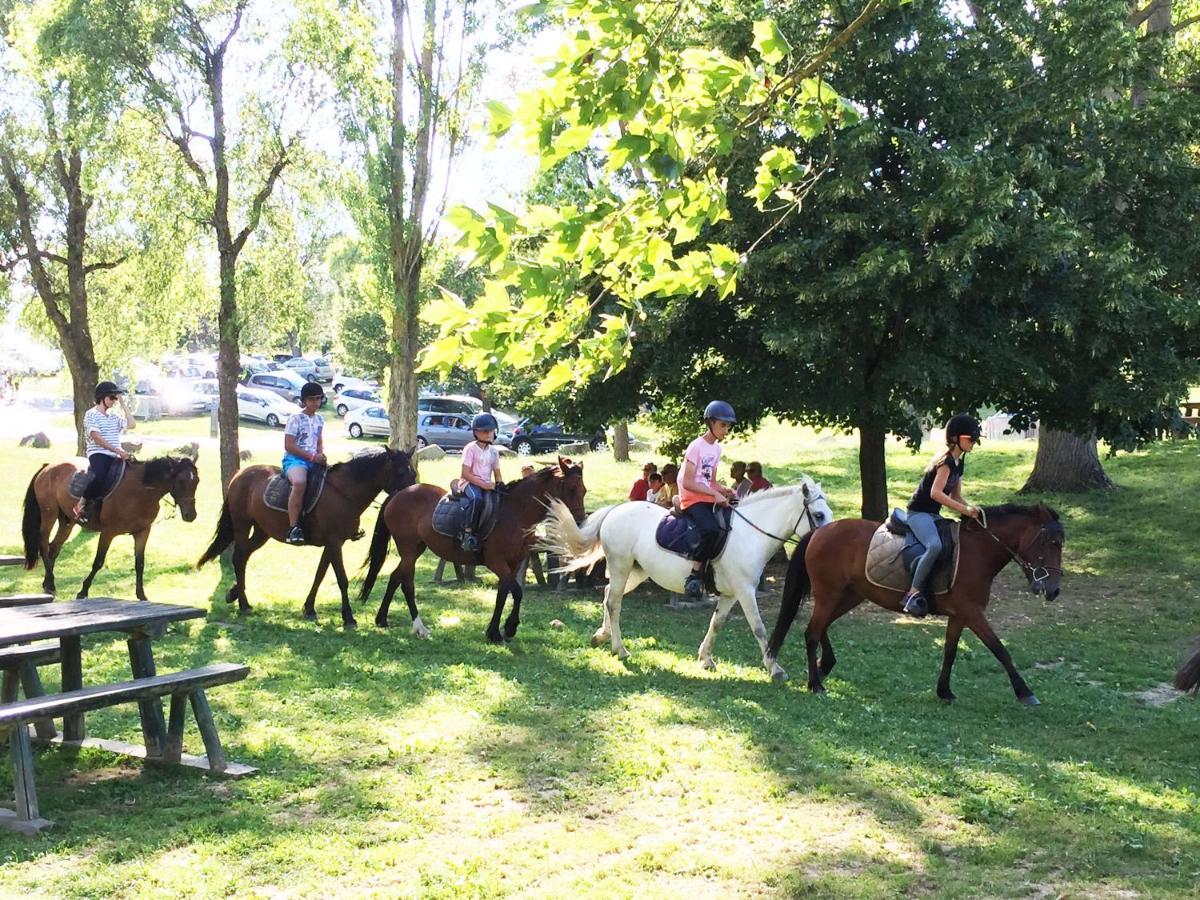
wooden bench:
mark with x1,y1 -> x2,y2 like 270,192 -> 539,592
1182,402 -> 1200,427
0,640 -> 60,742
0,594 -> 53,609
0,662 -> 250,834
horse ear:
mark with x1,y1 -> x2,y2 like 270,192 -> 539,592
802,481 -> 810,498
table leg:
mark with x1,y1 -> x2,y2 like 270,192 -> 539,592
127,637 -> 165,758
61,636 -> 84,741
10,724 -> 39,822
17,663 -> 56,740
163,693 -> 187,764
189,689 -> 227,772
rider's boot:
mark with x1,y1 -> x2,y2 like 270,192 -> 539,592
902,587 -> 928,618
684,567 -> 704,601
286,525 -> 305,544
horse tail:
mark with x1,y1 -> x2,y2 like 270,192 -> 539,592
357,493 -> 394,602
539,499 -> 616,573
21,465 -> 47,569
1173,639 -> 1200,695
197,499 -> 235,568
766,531 -> 815,659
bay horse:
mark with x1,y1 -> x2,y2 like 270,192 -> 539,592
766,503 -> 1064,704
540,478 -> 833,679
197,447 -> 416,629
1174,641 -> 1200,694
357,457 -> 587,643
21,455 -> 200,601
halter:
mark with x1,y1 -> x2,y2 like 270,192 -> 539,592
975,508 -> 1062,591
731,486 -> 825,545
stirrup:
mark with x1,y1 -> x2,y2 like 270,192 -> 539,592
684,572 -> 704,600
902,589 -> 928,618
460,533 -> 479,552
286,526 -> 305,545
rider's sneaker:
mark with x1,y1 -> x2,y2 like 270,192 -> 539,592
460,533 -> 479,552
286,526 -> 305,545
684,572 -> 704,601
902,588 -> 928,618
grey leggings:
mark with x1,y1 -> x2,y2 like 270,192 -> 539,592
907,511 -> 943,594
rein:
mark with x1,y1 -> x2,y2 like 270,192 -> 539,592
730,489 -> 822,545
974,509 -> 1061,589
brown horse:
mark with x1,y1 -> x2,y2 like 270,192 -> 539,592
197,448 -> 416,629
1174,641 -> 1200,694
21,455 -> 200,601
358,458 -> 587,643
766,504 -> 1064,705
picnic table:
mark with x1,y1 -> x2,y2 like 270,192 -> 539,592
0,555 -> 23,568
1182,401 -> 1200,427
0,598 -> 253,834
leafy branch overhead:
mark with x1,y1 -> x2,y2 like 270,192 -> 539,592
420,0 -> 888,395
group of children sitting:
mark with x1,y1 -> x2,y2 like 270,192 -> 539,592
629,458 -> 772,510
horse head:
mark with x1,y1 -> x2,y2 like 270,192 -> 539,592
145,456 -> 200,522
386,447 -> 418,493
798,477 -> 834,536
975,503 -> 1064,600
555,456 -> 587,523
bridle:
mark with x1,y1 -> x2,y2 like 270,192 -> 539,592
975,508 -> 1062,591
731,486 -> 826,546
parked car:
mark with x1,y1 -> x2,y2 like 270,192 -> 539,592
418,394 -> 519,428
279,357 -> 320,382
346,403 -> 390,439
333,387 -> 381,417
235,387 -> 297,428
305,357 -> 334,382
133,377 -> 209,416
333,374 -> 371,393
507,419 -> 607,456
243,370 -> 308,402
416,413 -> 477,450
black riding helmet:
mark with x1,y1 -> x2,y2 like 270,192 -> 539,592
94,381 -> 124,403
703,400 -> 736,423
300,381 -> 325,400
472,412 -> 498,432
946,413 -> 982,443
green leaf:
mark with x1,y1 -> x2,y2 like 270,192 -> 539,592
752,19 -> 791,66
537,359 -> 575,396
485,100 -> 513,138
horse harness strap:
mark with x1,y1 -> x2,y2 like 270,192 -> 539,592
730,492 -> 821,546
974,509 -> 1061,590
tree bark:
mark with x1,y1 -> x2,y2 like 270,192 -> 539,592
612,421 -> 630,462
858,424 -> 888,521
1021,427 -> 1114,493
386,270 -> 420,451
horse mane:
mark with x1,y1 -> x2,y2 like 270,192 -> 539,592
967,503 -> 1061,531
142,455 -> 190,485
329,448 -> 391,480
506,465 -> 559,494
736,481 -> 814,506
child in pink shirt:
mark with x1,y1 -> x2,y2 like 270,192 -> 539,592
458,413 -> 503,551
680,401 -> 737,599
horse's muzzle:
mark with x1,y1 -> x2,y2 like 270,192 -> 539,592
181,506 -> 198,523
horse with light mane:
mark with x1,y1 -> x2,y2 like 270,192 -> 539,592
540,478 -> 833,679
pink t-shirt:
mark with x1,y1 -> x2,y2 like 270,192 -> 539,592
680,435 -> 722,510
461,441 -> 500,485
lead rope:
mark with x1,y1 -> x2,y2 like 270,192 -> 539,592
731,500 -> 812,546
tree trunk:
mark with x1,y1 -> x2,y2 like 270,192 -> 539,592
216,251 -> 242,489
387,270 -> 420,451
1021,427 -> 1113,493
612,421 -> 630,462
62,340 -> 99,456
858,424 -> 888,521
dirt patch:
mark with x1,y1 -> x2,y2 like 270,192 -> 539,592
1131,682 -> 1182,708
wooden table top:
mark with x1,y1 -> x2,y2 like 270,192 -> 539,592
0,599 -> 205,647
0,555 -> 24,568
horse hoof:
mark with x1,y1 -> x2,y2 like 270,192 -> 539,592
343,620 -> 357,631
411,619 -> 432,640
1020,694 -> 1041,707
771,668 -> 789,683
939,694 -> 956,704
590,632 -> 605,648
303,612 -> 317,622
375,616 -> 389,629
699,657 -> 716,671
808,683 -> 827,695
486,630 -> 505,645
615,648 -> 630,661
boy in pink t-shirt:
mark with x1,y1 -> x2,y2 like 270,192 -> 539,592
680,401 -> 737,600
458,412 -> 503,551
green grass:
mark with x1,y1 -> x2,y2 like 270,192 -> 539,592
0,417 -> 1197,897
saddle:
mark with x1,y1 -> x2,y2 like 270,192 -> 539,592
263,465 -> 328,515
68,460 -> 127,501
865,508 -> 961,599
655,505 -> 733,562
431,488 -> 502,544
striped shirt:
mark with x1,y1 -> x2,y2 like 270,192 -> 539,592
83,407 -> 125,458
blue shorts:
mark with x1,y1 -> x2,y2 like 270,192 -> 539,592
282,454 -> 311,476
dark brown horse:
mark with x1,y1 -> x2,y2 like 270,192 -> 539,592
1174,641 -> 1200,694
358,457 -> 587,643
22,455 -> 200,601
197,448 -> 416,629
766,504 -> 1064,705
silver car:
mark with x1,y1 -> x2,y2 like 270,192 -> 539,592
244,370 -> 308,402
417,413 -> 475,450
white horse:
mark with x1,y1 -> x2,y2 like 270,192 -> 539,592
541,477 -> 833,680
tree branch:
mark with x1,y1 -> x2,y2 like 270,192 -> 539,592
1173,13 -> 1200,32
232,141 -> 291,256
1128,0 -> 1169,31
83,256 -> 128,274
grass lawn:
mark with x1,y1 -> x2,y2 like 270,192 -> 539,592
0,416 -> 1197,897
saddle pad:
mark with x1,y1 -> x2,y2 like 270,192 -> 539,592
865,520 -> 961,596
430,491 -> 500,541
654,506 -> 732,560
68,460 -> 127,501
263,465 -> 327,515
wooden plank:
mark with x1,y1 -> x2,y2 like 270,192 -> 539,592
0,641 -> 61,668
60,636 -> 83,742
189,689 -> 227,773
1,670 -> 16,703
0,556 -> 24,568
0,663 -> 250,727
0,599 -> 205,648
0,595 -> 53,609
10,724 -> 39,822
127,637 -> 165,758
39,735 -> 256,777
17,664 -> 56,740
164,693 -> 187,765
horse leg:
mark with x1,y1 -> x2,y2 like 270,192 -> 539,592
375,548 -> 413,629
502,569 -> 524,640
802,588 -> 842,694
601,561 -> 633,660
77,531 -> 116,599
936,617 -> 964,703
326,544 -> 356,630
961,608 -> 1038,705
399,555 -> 429,638
302,548 -> 331,621
729,582 -> 789,681
697,593 -> 739,672
42,514 -> 72,595
485,564 -> 515,645
132,528 -> 151,602
229,525 -> 262,613
819,594 -> 862,676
